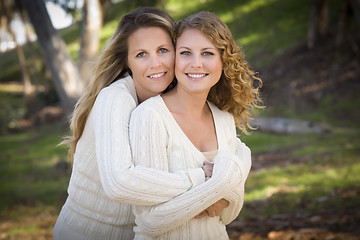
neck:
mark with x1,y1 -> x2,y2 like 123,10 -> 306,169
163,86 -> 210,118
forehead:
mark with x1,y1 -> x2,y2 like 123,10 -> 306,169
128,27 -> 172,50
176,28 -> 215,48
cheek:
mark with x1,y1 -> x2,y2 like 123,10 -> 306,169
214,59 -> 223,77
175,57 -> 186,71
127,59 -> 139,73
210,62 -> 222,75
165,54 -> 175,68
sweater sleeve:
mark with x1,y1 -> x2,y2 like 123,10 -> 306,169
129,103 -> 243,236
93,87 -> 204,206
129,101 -> 246,237
132,151 -> 244,237
220,138 -> 252,224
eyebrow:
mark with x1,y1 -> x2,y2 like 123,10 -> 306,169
131,44 -> 171,53
177,46 -> 216,51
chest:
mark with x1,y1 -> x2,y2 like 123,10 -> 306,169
173,115 -> 218,153
166,136 -> 206,172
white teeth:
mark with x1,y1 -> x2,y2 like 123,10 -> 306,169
149,72 -> 165,78
188,73 -> 206,78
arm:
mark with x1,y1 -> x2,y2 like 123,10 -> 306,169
129,105 -> 245,237
93,87 -> 205,205
196,139 -> 251,223
132,152 -> 244,237
219,138 -> 251,224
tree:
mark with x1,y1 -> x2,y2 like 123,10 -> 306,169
19,0 -> 84,113
0,0 -> 33,98
308,0 -> 360,48
307,0 -> 328,49
78,0 -> 103,85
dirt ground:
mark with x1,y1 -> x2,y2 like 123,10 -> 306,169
226,151 -> 360,240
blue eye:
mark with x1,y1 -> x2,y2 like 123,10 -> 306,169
136,52 -> 145,58
202,51 -> 214,56
180,51 -> 191,55
159,48 -> 168,53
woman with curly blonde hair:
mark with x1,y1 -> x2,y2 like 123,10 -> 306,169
129,11 -> 263,239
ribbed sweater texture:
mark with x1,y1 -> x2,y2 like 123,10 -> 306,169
53,76 -> 206,240
129,95 -> 252,240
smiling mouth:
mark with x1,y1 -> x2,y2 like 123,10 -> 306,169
186,73 -> 208,79
148,72 -> 166,79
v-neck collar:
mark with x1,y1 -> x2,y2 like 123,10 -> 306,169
157,95 -> 222,156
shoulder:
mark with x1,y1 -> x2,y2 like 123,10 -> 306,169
96,76 -> 137,107
208,101 -> 235,124
130,95 -> 168,132
132,95 -> 164,116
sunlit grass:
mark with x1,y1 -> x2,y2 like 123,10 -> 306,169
240,131 -> 311,153
0,83 -> 24,93
238,0 -> 277,14
241,130 -> 360,217
0,124 -> 69,213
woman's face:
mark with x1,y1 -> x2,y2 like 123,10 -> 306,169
127,27 -> 175,103
175,28 -> 223,96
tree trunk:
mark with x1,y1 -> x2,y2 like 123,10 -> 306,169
307,0 -> 329,49
78,0 -> 103,86
15,0 -> 42,94
13,35 -> 33,97
1,0 -> 33,98
20,0 -> 84,113
349,0 -> 360,28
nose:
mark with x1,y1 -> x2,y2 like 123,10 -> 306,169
190,55 -> 202,68
150,54 -> 162,68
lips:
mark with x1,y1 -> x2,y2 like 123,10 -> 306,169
148,72 -> 166,79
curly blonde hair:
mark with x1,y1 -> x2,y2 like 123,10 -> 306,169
63,7 -> 176,162
175,11 -> 263,134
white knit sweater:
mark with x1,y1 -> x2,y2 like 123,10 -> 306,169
53,76 -> 206,240
129,95 -> 251,240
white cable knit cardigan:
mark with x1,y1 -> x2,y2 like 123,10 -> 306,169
53,76 -> 206,240
129,95 -> 252,240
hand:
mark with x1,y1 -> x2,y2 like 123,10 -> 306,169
194,198 -> 229,219
202,161 -> 214,180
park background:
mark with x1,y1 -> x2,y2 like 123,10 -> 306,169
0,0 -> 359,239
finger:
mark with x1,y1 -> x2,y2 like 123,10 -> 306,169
207,209 -> 217,217
194,211 -> 207,219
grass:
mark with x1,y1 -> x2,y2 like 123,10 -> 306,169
0,0 -> 358,238
0,123 -> 69,214
240,129 -> 360,218
0,123 -> 359,237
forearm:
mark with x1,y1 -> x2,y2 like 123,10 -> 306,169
133,152 -> 243,237
94,88 -> 203,205
220,138 -> 252,224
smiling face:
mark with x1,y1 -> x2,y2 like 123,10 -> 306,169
127,27 -> 175,103
175,28 -> 223,96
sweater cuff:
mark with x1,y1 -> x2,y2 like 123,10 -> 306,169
214,151 -> 245,172
186,168 -> 205,188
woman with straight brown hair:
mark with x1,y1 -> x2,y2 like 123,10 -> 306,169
53,7 -> 209,240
